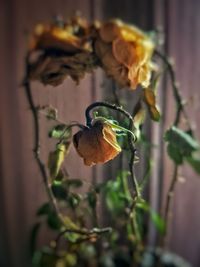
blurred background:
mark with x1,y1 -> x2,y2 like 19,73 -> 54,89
1,0 -> 200,266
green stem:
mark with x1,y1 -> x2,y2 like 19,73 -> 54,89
163,164 -> 179,246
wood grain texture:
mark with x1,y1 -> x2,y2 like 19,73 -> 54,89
1,0 -> 200,267
0,0 -> 99,266
162,0 -> 200,266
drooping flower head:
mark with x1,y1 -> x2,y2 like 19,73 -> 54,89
95,19 -> 155,90
73,120 -> 121,166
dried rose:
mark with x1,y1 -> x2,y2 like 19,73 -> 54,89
28,16 -> 100,86
95,19 -> 155,90
73,121 -> 121,166
29,16 -> 93,53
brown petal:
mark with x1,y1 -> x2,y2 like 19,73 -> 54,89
99,21 -> 121,43
112,38 -> 137,68
73,122 -> 121,166
29,52 -> 98,86
30,23 -> 92,53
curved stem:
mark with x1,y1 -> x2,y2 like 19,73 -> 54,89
24,56 -> 114,238
85,101 -> 140,197
54,227 -> 112,251
24,55 -> 67,226
164,164 -> 178,223
155,50 -> 190,127
155,50 -> 192,246
163,164 -> 179,247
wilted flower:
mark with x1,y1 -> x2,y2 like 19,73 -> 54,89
29,16 -> 93,53
73,121 -> 121,166
95,19 -> 155,90
28,51 -> 98,86
28,16 -> 100,86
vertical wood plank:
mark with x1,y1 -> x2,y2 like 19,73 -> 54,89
0,0 -> 97,266
163,0 -> 200,266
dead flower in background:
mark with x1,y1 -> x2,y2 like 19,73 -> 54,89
95,19 -> 155,89
28,16 -> 100,86
27,16 -> 156,88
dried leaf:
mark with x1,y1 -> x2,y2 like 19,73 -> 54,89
49,124 -> 72,139
143,88 -> 160,121
48,142 -> 70,179
29,52 -> 98,86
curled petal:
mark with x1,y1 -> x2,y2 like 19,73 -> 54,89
28,52 -> 98,86
95,19 -> 156,90
112,38 -> 137,68
99,21 -> 121,43
30,24 -> 88,53
73,122 -> 121,166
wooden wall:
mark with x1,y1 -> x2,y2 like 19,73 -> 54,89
0,0 -> 200,266
162,0 -> 200,266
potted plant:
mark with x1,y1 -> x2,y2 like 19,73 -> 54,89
24,15 -> 200,267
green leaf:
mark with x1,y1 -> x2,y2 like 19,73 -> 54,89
104,178 -> 127,215
47,212 -> 62,230
133,102 -> 146,139
65,253 -> 77,266
39,250 -> 59,267
30,222 -> 41,257
87,191 -> 97,210
167,143 -> 183,165
165,126 -> 199,157
186,156 -> 200,174
51,183 -> 68,200
67,193 -> 81,208
150,211 -> 165,235
48,142 -> 70,180
136,200 -> 165,235
49,124 -> 72,139
93,117 -> 136,141
36,203 -> 52,216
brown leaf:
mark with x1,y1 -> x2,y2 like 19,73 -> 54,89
143,88 -> 160,121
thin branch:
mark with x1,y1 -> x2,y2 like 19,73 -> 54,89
24,55 -> 114,238
54,227 -> 112,250
112,82 -> 121,107
155,50 -> 190,127
164,165 -> 178,223
155,50 -> 191,246
24,55 -> 67,226
163,164 -> 178,246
